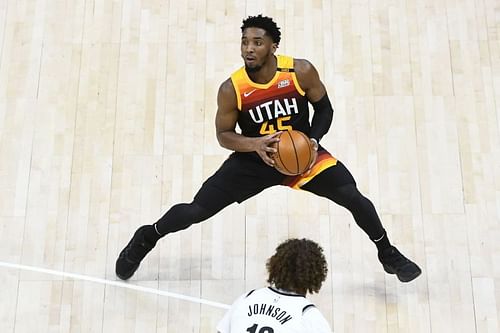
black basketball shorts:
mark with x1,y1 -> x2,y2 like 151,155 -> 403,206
193,150 -> 356,211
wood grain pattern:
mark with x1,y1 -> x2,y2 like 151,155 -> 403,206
0,0 -> 499,332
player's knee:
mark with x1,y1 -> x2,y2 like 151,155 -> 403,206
331,183 -> 361,208
339,185 -> 376,214
188,201 -> 217,223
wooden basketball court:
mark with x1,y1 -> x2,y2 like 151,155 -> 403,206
0,0 -> 499,332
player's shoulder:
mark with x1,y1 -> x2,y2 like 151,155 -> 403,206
245,288 -> 257,297
218,78 -> 237,100
219,77 -> 234,92
240,287 -> 277,301
302,304 -> 332,332
302,303 -> 316,314
293,58 -> 317,75
246,287 -> 270,297
293,58 -> 320,90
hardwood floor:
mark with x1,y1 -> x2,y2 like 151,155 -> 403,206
0,0 -> 499,332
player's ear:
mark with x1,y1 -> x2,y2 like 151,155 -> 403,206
271,43 -> 278,53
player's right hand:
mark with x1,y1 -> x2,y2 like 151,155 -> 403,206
254,132 -> 282,167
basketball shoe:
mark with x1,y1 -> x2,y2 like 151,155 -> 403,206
378,246 -> 421,282
115,225 -> 158,280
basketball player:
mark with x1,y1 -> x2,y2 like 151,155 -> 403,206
217,238 -> 332,333
115,15 -> 421,283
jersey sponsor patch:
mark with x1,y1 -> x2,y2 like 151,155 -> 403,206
277,79 -> 290,88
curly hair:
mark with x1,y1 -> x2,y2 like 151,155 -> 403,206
266,238 -> 328,295
241,14 -> 281,45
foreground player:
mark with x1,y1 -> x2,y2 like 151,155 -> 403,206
116,15 -> 421,283
217,239 -> 332,332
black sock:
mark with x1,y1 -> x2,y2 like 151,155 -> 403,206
373,230 -> 392,252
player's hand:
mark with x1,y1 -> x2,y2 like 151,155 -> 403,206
254,132 -> 282,167
302,138 -> 318,176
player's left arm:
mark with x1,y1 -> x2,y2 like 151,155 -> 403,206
294,59 -> 334,145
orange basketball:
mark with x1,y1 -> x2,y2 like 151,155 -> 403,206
271,130 -> 315,176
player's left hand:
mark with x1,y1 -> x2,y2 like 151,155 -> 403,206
310,138 -> 318,152
301,138 -> 318,176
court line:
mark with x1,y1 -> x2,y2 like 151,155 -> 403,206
0,261 -> 230,309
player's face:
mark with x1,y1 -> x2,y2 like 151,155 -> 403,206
241,27 -> 277,73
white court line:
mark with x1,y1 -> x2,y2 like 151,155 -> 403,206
0,261 -> 230,309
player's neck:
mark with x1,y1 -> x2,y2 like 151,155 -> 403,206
246,55 -> 277,84
270,286 -> 306,297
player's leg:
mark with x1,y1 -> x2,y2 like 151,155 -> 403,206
115,194 -> 233,280
115,153 -> 284,280
300,162 -> 388,244
301,161 -> 421,282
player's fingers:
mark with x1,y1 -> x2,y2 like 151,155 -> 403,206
268,131 -> 282,138
265,145 -> 277,153
265,131 -> 282,143
260,135 -> 279,150
263,155 -> 275,167
310,139 -> 319,151
264,139 -> 279,148
257,150 -> 275,166
311,149 -> 318,165
302,150 -> 318,175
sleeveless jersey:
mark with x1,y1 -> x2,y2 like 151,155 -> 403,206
216,287 -> 332,333
229,55 -> 338,190
230,55 -> 310,137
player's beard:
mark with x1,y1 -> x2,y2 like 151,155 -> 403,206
245,64 -> 262,73
245,50 -> 272,73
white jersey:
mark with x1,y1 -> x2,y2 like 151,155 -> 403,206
217,287 -> 332,333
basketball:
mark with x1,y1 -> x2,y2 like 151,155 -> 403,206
271,130 -> 315,176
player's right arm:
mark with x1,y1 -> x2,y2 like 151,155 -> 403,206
215,78 -> 280,167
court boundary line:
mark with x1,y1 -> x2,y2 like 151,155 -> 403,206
0,261 -> 230,309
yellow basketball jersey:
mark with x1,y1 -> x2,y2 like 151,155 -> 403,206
230,55 -> 310,137
230,55 -> 337,189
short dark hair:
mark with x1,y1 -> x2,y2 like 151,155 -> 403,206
241,14 -> 281,45
266,238 -> 328,294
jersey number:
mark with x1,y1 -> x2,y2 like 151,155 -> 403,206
259,116 -> 292,135
246,324 -> 274,333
